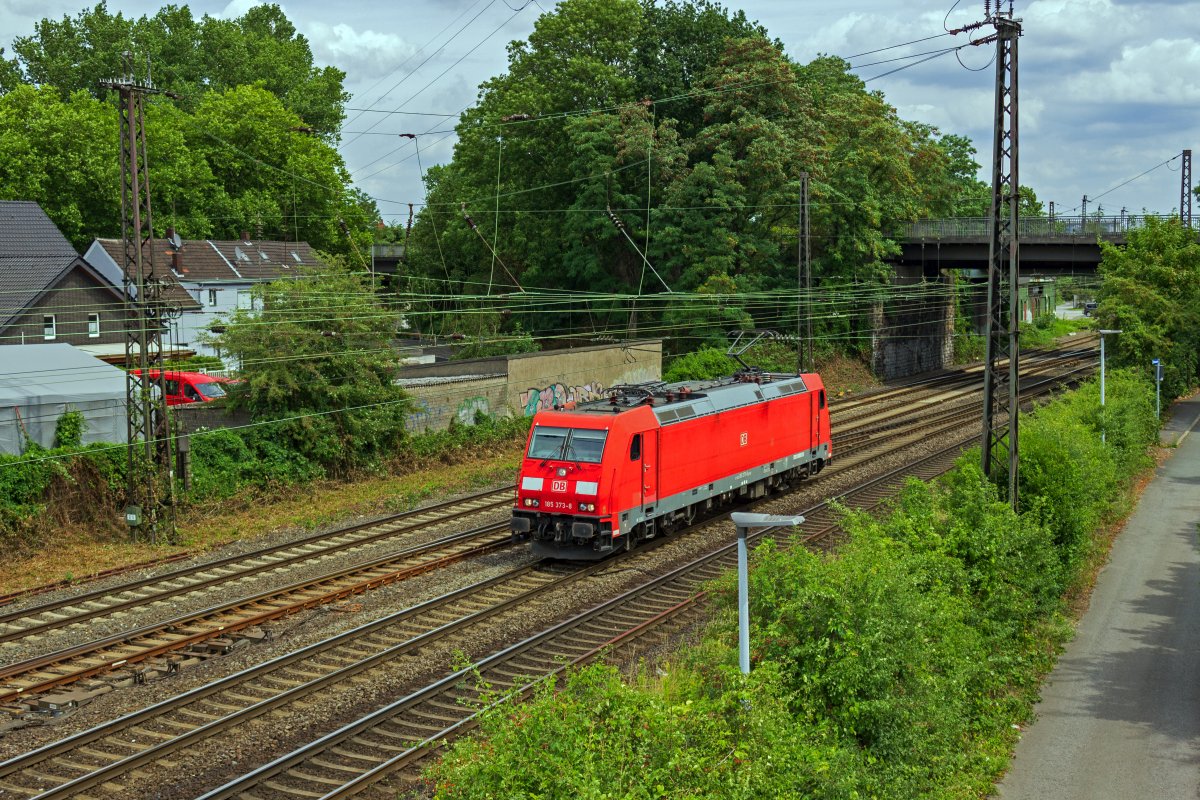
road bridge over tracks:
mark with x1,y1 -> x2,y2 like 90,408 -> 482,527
891,214 -> 1198,278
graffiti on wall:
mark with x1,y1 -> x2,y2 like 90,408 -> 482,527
520,382 -> 608,416
456,395 -> 491,425
406,395 -> 496,431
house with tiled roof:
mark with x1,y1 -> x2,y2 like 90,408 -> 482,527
0,201 -> 132,356
86,231 -> 323,360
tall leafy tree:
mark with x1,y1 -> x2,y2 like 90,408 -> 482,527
0,82 -> 371,253
405,0 -> 984,352
210,258 -> 410,474
6,2 -> 348,138
1096,215 -> 1200,398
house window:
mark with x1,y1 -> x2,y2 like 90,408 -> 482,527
88,313 -> 100,338
208,289 -> 218,306
43,315 -> 56,340
236,290 -> 252,310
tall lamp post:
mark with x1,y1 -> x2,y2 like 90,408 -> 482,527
1099,329 -> 1122,443
730,512 -> 805,675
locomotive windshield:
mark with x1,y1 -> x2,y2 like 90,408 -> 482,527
527,426 -> 607,463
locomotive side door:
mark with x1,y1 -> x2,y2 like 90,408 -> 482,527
640,429 -> 659,513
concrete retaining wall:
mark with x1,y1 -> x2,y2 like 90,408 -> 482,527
871,278 -> 955,380
396,339 -> 663,430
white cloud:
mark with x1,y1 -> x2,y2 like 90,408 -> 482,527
307,22 -> 415,76
1065,38 -> 1200,104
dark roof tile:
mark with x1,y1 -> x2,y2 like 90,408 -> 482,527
0,202 -> 84,330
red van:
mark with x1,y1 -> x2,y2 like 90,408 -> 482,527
131,370 -> 238,406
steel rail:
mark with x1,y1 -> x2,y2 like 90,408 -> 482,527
0,488 -> 514,643
0,561 -> 612,799
0,522 -> 514,706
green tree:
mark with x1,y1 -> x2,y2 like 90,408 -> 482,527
0,81 -> 371,253
0,85 -> 117,246
1096,215 -> 1200,398
8,2 -> 348,137
189,84 -> 372,253
210,258 -> 411,474
404,0 -> 981,351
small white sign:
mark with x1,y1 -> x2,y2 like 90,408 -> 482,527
739,432 -> 748,447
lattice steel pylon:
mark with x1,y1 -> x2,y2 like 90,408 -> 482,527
1182,149 -> 1193,228
797,171 -> 812,374
100,52 -> 176,543
980,12 -> 1022,510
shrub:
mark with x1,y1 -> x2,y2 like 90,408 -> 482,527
54,409 -> 86,449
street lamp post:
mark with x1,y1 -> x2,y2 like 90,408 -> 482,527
1099,329 -> 1122,443
730,512 -> 805,674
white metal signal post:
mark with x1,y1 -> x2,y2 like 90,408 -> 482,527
731,513 -> 805,675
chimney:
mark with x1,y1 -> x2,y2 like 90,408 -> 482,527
167,227 -> 182,272
240,230 -> 250,243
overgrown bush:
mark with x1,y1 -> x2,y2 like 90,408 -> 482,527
188,427 -> 324,500
665,341 -> 803,383
0,441 -> 126,549
53,409 -> 85,449
398,414 -> 531,461
663,346 -> 737,382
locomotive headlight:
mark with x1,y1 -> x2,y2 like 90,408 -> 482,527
523,498 -> 533,507
579,502 -> 595,512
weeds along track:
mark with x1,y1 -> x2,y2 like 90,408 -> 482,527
0,347 -> 1094,718
0,359 -> 1094,799
834,345 -> 1097,453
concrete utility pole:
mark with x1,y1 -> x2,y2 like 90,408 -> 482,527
979,7 -> 1023,510
100,52 -> 177,544
1182,149 -> 1193,228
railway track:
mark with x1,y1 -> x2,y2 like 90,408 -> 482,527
0,520 -> 517,712
0,358 -> 1094,799
0,343 -> 1095,718
0,488 -> 514,649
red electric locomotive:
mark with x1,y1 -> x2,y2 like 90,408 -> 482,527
511,370 -> 832,559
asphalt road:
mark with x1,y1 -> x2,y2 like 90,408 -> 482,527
997,397 -> 1200,799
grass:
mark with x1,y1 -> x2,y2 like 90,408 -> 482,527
0,443 -> 525,595
1023,315 -> 1092,348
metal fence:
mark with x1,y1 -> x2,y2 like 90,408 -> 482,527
899,214 -> 1190,240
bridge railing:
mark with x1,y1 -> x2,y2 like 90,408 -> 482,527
900,214 -> 1186,240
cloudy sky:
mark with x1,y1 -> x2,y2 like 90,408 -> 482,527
3,0 -> 1197,223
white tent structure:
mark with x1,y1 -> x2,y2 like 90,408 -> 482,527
0,344 -> 127,454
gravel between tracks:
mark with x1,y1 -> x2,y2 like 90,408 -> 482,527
0,430 -> 958,800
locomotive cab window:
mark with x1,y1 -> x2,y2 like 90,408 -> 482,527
630,433 -> 642,460
527,426 -> 608,463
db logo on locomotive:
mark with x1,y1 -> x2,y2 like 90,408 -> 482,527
551,480 -> 568,492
